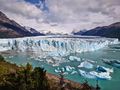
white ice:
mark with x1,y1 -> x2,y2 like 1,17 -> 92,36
69,56 -> 81,61
79,69 -> 96,79
78,61 -> 93,69
90,71 -> 112,80
0,36 -> 119,57
97,65 -> 113,73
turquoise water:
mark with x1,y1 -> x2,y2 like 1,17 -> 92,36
1,44 -> 120,90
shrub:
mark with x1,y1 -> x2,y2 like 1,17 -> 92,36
0,55 -> 4,61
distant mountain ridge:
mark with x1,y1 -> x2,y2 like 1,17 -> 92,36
24,26 -> 45,36
73,22 -> 120,39
72,29 -> 88,35
0,11 -> 44,38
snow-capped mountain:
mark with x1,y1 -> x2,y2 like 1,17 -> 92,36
24,26 -> 45,36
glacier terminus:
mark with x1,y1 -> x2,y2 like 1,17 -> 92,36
0,36 -> 119,57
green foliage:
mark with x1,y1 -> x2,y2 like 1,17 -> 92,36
0,62 -> 50,90
0,55 -> 4,61
32,67 -> 49,90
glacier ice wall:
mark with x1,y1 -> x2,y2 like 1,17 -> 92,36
0,36 -> 119,56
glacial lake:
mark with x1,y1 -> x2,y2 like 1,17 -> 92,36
0,36 -> 120,90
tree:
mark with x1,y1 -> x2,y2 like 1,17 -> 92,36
32,67 -> 49,90
59,70 -> 65,90
0,55 -> 4,61
19,63 -> 33,90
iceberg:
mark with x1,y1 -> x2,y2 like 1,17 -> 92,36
65,66 -> 75,72
55,69 -> 61,73
79,69 -> 112,80
96,65 -> 113,73
71,71 -> 77,75
79,69 -> 96,79
55,67 -> 62,73
103,59 -> 120,68
69,56 -> 81,61
78,61 -> 93,69
55,66 -> 75,74
90,71 -> 112,80
0,36 -> 119,57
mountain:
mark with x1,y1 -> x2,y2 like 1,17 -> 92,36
0,11 -> 44,38
74,22 -> 120,39
45,31 -> 68,35
24,26 -> 45,36
72,29 -> 88,35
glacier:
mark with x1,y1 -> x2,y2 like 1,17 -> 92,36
0,36 -> 119,57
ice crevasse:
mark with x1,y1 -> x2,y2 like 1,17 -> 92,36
0,36 -> 119,56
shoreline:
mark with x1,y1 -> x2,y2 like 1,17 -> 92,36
46,72 -> 96,90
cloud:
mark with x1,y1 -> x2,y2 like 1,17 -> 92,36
0,0 -> 120,33
46,0 -> 119,22
0,0 -> 44,20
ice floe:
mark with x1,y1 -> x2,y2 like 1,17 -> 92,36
79,69 -> 96,79
96,65 -> 113,73
78,61 -> 93,69
103,59 -> 120,68
69,56 -> 81,61
71,71 -> 77,75
65,66 -> 75,72
79,69 -> 112,80
90,71 -> 112,80
54,66 -> 76,75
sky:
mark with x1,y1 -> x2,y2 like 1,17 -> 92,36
0,0 -> 120,34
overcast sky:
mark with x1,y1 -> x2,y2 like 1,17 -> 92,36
0,0 -> 120,34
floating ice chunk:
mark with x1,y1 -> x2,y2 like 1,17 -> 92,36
8,56 -> 14,58
61,67 -> 65,72
79,70 -> 96,79
65,66 -> 75,72
90,71 -> 112,80
116,60 -> 120,64
46,59 -> 54,64
71,71 -> 77,75
55,69 -> 61,73
55,66 -> 75,74
79,69 -> 112,80
65,66 -> 72,72
35,58 -> 43,61
53,63 -> 59,67
55,67 -> 62,73
103,59 -> 120,68
69,56 -> 81,61
82,58 -> 96,63
78,61 -> 93,69
96,65 -> 113,73
87,60 -> 96,63
69,56 -> 74,61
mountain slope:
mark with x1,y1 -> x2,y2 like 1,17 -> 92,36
0,11 -> 44,38
24,26 -> 45,36
72,29 -> 88,35
74,22 -> 120,39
